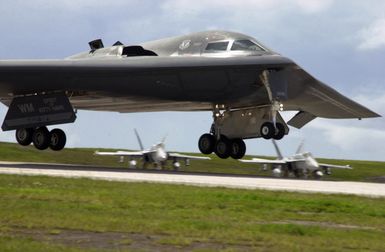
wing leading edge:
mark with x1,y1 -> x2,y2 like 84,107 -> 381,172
168,153 -> 211,160
319,163 -> 352,169
94,150 -> 149,159
239,158 -> 286,165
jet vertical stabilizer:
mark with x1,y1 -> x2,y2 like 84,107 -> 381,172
134,128 -> 144,151
296,140 -> 305,154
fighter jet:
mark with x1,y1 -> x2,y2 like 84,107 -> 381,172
239,140 -> 352,179
0,31 -> 379,159
95,129 -> 210,170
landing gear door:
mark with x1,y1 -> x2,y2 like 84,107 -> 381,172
2,93 -> 76,131
268,69 -> 288,101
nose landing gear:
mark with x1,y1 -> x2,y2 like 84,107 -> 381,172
15,126 -> 67,151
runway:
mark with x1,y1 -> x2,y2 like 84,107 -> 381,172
0,161 -> 384,198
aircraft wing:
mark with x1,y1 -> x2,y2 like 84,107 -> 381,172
239,158 -> 286,165
168,153 -> 211,160
0,56 -> 378,120
0,55 -> 293,113
94,150 -> 149,158
286,67 -> 380,128
319,163 -> 352,169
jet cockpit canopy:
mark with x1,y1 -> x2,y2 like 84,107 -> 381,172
204,39 -> 266,53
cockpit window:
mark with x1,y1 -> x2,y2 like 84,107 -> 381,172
205,41 -> 229,51
231,40 -> 264,51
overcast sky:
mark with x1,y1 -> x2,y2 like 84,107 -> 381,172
0,0 -> 384,161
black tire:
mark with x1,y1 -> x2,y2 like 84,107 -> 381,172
273,123 -> 285,140
230,138 -> 246,159
198,133 -> 215,154
260,122 -> 275,139
32,126 -> 50,150
49,128 -> 66,151
15,128 -> 33,146
214,136 -> 231,159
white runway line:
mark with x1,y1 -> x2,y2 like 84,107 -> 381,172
0,166 -> 384,198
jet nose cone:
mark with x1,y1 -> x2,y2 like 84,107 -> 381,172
308,158 -> 319,168
158,151 -> 167,161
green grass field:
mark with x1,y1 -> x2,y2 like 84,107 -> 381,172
0,174 -> 384,251
0,141 -> 384,182
0,141 -> 384,251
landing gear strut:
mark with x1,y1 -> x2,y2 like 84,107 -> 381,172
15,126 -> 67,151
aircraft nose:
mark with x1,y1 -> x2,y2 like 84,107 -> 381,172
308,158 -> 319,168
158,151 -> 167,160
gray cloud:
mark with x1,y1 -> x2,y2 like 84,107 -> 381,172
357,18 -> 385,50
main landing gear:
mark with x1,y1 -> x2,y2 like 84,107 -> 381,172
15,126 -> 67,151
260,122 -> 285,140
198,103 -> 289,160
198,134 -> 246,159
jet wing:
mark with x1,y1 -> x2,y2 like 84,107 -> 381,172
0,55 -> 293,113
168,153 -> 211,160
286,67 -> 380,128
319,163 -> 352,169
239,158 -> 286,165
0,56 -> 378,119
94,150 -> 150,159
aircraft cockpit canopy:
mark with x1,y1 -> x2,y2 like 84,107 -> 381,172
204,39 -> 266,53
205,41 -> 229,51
231,39 -> 265,51
302,152 -> 314,158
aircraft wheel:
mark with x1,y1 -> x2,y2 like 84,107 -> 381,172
49,128 -> 66,151
15,128 -> 34,146
260,122 -> 275,139
173,161 -> 181,171
32,126 -> 50,150
273,123 -> 285,140
230,138 -> 246,159
214,136 -> 231,159
198,133 -> 215,154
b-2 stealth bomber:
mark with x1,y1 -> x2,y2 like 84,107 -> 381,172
0,31 -> 379,159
